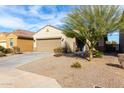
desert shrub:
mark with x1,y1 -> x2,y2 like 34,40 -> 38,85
0,51 -> 6,57
53,47 -> 65,57
3,48 -> 13,54
13,46 -> 22,54
71,61 -> 82,68
93,50 -> 103,58
54,47 -> 64,53
0,46 -> 5,52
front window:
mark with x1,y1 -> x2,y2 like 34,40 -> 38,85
10,38 -> 14,47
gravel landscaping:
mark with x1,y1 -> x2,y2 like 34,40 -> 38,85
17,54 -> 124,88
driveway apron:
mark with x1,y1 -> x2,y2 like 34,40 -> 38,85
0,52 -> 53,68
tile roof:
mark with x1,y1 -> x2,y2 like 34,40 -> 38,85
12,30 -> 35,38
0,32 -> 10,36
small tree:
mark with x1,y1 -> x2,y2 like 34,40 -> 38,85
62,5 -> 123,61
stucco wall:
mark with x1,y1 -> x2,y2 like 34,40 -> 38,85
6,33 -> 17,48
0,33 -> 7,48
33,26 -> 62,39
0,33 -> 7,41
61,34 -> 76,52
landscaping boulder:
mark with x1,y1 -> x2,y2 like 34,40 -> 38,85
118,54 -> 124,68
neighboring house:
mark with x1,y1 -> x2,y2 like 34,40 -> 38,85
0,32 -> 9,48
0,30 -> 34,52
119,12 -> 124,52
119,31 -> 124,52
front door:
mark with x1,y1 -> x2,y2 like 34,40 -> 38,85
76,39 -> 85,51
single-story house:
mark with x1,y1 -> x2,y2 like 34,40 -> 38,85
33,25 -> 75,52
34,25 -> 105,52
34,25 -> 89,52
0,30 -> 34,52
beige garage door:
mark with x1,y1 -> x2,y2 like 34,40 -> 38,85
36,38 -> 61,52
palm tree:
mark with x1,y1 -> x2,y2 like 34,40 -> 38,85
120,12 -> 124,32
62,5 -> 123,61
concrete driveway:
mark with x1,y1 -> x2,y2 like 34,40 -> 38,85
0,68 -> 61,88
0,52 -> 61,87
0,52 -> 53,68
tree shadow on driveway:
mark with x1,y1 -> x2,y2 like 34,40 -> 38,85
62,53 -> 90,61
106,63 -> 123,69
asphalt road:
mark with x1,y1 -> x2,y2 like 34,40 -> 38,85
0,52 -> 53,68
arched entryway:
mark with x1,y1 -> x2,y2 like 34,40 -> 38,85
76,38 -> 85,51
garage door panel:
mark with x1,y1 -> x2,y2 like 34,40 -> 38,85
36,39 -> 61,52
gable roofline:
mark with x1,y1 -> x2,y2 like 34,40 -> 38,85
9,29 -> 34,39
34,25 -> 63,35
0,30 -> 34,39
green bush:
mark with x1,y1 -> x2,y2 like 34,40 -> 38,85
54,47 -> 64,54
0,46 -> 5,52
0,51 -> 6,57
53,47 -> 65,57
3,48 -> 13,54
93,50 -> 103,58
71,61 -> 82,68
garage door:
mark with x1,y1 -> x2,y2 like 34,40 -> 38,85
36,38 -> 61,52
0,41 -> 6,48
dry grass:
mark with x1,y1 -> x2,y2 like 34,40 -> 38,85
17,55 -> 124,88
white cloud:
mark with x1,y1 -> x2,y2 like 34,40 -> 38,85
0,16 -> 26,29
0,5 -> 69,32
0,14 -> 37,31
28,6 -> 57,20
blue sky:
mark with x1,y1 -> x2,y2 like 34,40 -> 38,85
108,31 -> 119,44
0,5 -> 77,32
0,5 -> 123,43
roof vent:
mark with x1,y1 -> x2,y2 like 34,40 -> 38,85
46,29 -> 49,32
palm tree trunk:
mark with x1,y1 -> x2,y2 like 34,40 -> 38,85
89,48 -> 93,61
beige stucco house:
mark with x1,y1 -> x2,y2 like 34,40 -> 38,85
0,30 -> 34,52
34,25 -> 106,53
33,25 -> 78,52
0,32 -> 10,48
